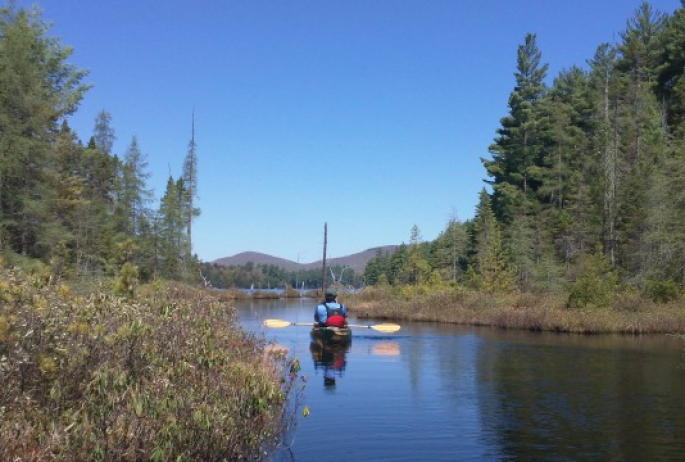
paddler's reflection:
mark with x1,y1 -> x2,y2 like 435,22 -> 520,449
309,339 -> 351,388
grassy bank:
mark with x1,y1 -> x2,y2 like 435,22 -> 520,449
0,266 -> 302,461
214,286 -> 311,300
348,286 -> 685,334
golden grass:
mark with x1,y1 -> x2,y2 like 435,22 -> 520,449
348,286 -> 685,335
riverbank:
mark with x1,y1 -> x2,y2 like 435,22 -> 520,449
0,266 -> 300,461
347,287 -> 685,335
215,287 -> 318,300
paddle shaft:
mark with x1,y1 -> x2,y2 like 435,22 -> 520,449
263,318 -> 400,333
298,322 -> 391,330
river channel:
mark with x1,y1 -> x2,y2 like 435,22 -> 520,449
236,298 -> 685,461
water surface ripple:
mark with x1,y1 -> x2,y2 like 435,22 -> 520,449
237,299 -> 685,461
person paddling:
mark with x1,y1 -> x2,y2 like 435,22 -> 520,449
314,288 -> 348,327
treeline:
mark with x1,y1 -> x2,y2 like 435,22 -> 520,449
365,3 -> 685,303
200,261 -> 363,289
0,5 -> 200,284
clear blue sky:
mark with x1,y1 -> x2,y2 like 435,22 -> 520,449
19,0 -> 681,263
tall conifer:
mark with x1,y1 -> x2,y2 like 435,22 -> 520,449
0,4 -> 88,257
484,33 -> 549,224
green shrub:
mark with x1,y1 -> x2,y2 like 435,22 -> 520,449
114,262 -> 139,298
644,279 -> 681,303
567,252 -> 618,310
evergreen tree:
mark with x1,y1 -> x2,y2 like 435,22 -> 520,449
659,4 -> 685,135
405,225 -> 430,284
468,190 -> 515,292
182,112 -> 200,255
389,244 -> 409,285
536,66 -> 598,270
93,110 -> 116,157
157,176 -> 189,280
363,248 -> 390,286
52,121 -> 89,273
0,4 -> 88,257
659,137 -> 685,283
614,3 -> 668,284
481,33 -> 550,290
119,136 -> 152,236
430,216 -> 468,284
483,33 -> 549,224
587,43 -> 621,266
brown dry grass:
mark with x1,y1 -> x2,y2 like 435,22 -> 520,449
348,286 -> 685,335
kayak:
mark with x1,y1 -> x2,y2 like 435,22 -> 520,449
310,325 -> 352,345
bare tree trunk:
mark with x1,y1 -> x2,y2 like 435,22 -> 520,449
0,171 -> 3,251
604,72 -> 618,267
321,222 -> 327,296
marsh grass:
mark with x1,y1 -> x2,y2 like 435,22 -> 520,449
349,286 -> 685,334
211,288 -> 305,300
0,267 -> 302,461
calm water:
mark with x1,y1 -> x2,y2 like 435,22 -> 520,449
237,298 -> 685,461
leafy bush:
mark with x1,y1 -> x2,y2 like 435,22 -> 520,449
0,267 -> 300,461
567,252 -> 618,310
644,279 -> 681,303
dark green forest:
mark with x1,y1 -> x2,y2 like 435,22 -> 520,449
0,4 -> 200,285
364,3 -> 685,303
3,1 -> 685,305
199,261 -> 363,290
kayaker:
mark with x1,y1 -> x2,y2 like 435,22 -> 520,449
314,288 -> 348,327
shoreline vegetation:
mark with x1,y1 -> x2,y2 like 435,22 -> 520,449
346,286 -> 685,336
1,265 -> 682,460
216,286 -> 315,300
197,277 -> 685,336
216,283 -> 685,336
0,265 -> 303,461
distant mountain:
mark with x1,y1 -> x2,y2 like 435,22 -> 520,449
213,245 -> 398,273
213,252 -> 304,272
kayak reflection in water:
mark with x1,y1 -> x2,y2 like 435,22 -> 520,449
309,337 -> 351,388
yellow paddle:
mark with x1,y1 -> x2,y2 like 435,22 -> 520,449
263,319 -> 401,333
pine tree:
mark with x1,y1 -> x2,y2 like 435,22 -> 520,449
389,244 -> 409,285
364,248 -> 392,286
52,121 -> 89,273
536,66 -> 598,271
157,176 -> 189,280
0,4 -> 88,257
659,4 -> 685,135
119,136 -> 152,236
587,43 -> 621,266
93,110 -> 116,157
468,190 -> 515,292
430,215 -> 468,284
182,111 -> 200,256
483,33 -> 549,224
614,3 -> 668,284
405,225 -> 430,284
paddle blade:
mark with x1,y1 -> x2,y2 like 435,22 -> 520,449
370,323 -> 401,333
263,319 -> 293,328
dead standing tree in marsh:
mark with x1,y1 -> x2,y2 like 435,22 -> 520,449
321,222 -> 327,297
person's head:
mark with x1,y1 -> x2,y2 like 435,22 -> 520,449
324,288 -> 337,303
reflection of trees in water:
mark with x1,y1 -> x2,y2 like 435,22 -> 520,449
475,334 -> 685,459
405,337 -> 424,392
405,326 -> 476,397
434,334 -> 480,409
